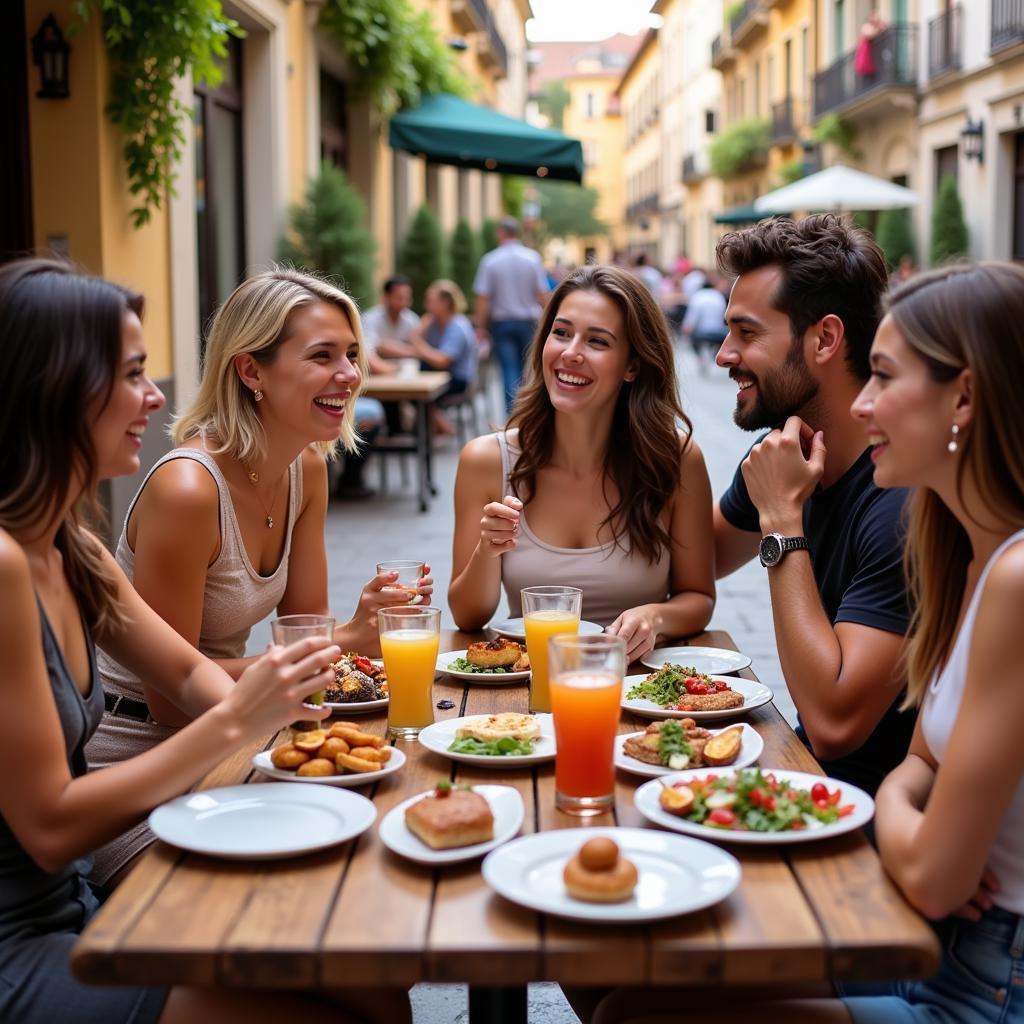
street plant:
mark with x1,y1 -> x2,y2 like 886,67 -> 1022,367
450,219 -> 480,304
778,159 -> 807,186
812,113 -> 861,161
534,181 -> 606,242
929,174 -> 969,265
397,205 -> 447,311
481,219 -> 499,255
501,176 -> 526,219
709,119 -> 770,178
278,163 -> 377,310
875,207 -> 915,270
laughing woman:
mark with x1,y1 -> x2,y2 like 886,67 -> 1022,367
86,269 -> 431,887
448,264 -> 715,661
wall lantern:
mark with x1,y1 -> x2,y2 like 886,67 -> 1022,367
961,118 -> 984,163
31,14 -> 71,100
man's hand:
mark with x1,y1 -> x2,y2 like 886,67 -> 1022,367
742,416 -> 826,535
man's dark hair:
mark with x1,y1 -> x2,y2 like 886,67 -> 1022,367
382,275 -> 411,294
715,214 -> 888,381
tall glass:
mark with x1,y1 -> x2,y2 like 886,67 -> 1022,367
379,605 -> 440,739
270,614 -> 335,732
549,634 -> 625,816
376,559 -> 425,605
521,586 -> 582,713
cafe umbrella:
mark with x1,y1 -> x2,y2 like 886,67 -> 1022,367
753,164 -> 919,214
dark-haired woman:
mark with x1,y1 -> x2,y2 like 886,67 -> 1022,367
0,259 -> 406,1023
448,264 -> 715,660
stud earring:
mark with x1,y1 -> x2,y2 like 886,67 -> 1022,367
253,388 -> 264,402
947,423 -> 960,453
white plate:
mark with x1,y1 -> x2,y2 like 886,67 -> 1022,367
634,768 -> 875,845
149,783 -> 376,860
379,784 -> 525,865
482,827 -> 741,923
251,745 -> 406,786
615,722 -> 763,778
622,674 -> 773,722
418,713 -> 556,767
437,649 -> 531,683
324,696 -> 388,714
641,646 -> 753,675
487,618 -> 605,642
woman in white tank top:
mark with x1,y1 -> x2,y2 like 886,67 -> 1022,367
450,265 -> 715,658
595,264 -> 1024,1024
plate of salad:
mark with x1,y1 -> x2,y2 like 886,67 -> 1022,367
417,714 -> 556,767
622,669 -> 772,721
634,767 -> 874,844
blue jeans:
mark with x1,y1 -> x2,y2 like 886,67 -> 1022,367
491,319 -> 536,412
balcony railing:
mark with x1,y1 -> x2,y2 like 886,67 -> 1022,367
469,0 -> 508,76
813,23 -> 917,118
929,5 -> 962,77
770,96 -> 798,143
711,34 -> 721,64
681,153 -> 705,183
991,0 -> 1024,50
730,0 -> 759,39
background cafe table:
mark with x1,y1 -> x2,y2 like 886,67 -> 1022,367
362,370 -> 450,513
73,630 -> 939,1023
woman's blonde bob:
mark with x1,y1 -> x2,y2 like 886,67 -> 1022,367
172,267 -> 367,463
427,278 -> 467,315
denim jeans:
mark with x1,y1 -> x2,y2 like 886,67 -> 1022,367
490,319 -> 536,412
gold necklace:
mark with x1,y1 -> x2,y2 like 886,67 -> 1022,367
247,467 -> 285,529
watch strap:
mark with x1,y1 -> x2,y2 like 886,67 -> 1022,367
781,536 -> 809,554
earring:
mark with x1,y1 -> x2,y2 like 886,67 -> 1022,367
947,423 -> 960,453
253,388 -> 264,402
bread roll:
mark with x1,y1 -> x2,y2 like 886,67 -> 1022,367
404,789 -> 495,849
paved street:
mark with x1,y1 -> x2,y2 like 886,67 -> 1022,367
249,340 -> 792,1024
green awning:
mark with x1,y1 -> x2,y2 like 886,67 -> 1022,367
388,93 -> 584,184
714,202 -> 791,224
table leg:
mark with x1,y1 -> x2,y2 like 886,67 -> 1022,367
416,400 -> 430,513
424,401 -> 438,497
467,985 -> 528,1024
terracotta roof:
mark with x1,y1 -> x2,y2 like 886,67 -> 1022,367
528,32 -> 644,92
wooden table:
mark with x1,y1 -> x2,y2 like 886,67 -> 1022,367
362,372 -> 451,513
73,631 -> 939,1019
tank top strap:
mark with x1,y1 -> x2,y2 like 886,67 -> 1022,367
963,527 -> 1024,636
496,430 -> 518,495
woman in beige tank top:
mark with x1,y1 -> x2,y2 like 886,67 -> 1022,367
450,264 -> 714,660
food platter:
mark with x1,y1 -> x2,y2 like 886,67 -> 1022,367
640,646 -> 752,675
435,649 -> 531,683
621,674 -> 773,722
324,696 -> 388,714
614,722 -> 763,778
486,618 -> 604,642
417,713 -> 556,767
251,745 -> 406,786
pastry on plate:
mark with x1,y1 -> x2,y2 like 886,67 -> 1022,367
455,712 -> 541,744
405,785 -> 495,849
466,638 -> 522,669
563,837 -> 638,903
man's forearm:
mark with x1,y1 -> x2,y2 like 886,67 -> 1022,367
474,295 -> 490,332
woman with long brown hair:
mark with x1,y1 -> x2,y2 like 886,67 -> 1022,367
449,264 -> 714,660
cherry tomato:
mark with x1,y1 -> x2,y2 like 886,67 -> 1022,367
810,782 -> 829,804
789,819 -> 805,830
708,808 -> 736,827
749,788 -> 763,807
762,795 -> 776,812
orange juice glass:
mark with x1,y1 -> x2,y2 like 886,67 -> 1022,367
549,634 -> 625,816
521,586 -> 582,713
379,606 -> 440,739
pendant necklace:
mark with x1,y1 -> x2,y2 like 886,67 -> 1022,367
247,467 -> 284,529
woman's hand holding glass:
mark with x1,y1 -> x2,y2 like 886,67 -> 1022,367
479,495 -> 522,556
340,563 -> 434,654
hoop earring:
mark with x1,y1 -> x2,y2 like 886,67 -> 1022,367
253,388 -> 264,403
947,423 -> 959,453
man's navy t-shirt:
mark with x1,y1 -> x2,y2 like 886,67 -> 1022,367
719,444 -> 916,795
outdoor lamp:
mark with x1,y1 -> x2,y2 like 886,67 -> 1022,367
961,118 -> 984,163
31,14 -> 70,100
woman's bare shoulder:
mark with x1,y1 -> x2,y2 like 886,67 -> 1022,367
459,432 -> 503,471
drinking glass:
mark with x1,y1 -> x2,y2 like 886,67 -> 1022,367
376,559 -> 425,605
270,614 -> 335,732
379,605 -> 440,739
549,634 -> 625,816
521,586 -> 582,713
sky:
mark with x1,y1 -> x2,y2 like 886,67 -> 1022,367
526,0 -> 658,42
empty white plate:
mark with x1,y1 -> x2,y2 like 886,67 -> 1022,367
482,827 -> 741,923
615,722 -> 764,778
487,618 -> 605,642
149,783 -> 377,860
641,646 -> 752,675
379,784 -> 525,865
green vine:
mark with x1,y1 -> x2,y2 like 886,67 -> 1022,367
709,118 -> 770,178
73,0 -> 240,228
812,113 -> 861,161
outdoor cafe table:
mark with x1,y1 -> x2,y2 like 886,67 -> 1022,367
73,630 -> 939,1022
362,370 -> 450,513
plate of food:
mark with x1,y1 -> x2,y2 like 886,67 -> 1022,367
481,827 -> 741,924
437,639 -> 531,683
634,767 -> 874,844
378,783 -> 525,865
324,652 -> 389,713
149,783 -> 377,860
417,712 -> 555,766
622,666 -> 772,721
640,646 -> 752,675
252,722 -> 405,786
615,721 -> 763,778
486,618 -> 605,642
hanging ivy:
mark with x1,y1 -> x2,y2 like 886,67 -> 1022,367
73,0 -> 241,228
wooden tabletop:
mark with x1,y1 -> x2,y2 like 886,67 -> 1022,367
362,372 -> 451,403
73,630 -> 939,991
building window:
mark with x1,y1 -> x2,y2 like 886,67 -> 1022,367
1014,133 -> 1024,261
834,0 -> 846,56
935,143 -> 959,192
705,108 -> 716,134
585,91 -> 596,118
194,34 -> 245,341
320,70 -> 348,170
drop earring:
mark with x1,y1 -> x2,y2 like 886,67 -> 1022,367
947,424 -> 959,453
253,388 -> 264,402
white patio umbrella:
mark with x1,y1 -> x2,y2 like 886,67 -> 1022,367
753,164 -> 919,214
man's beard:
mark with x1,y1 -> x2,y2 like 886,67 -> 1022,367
732,340 -> 819,431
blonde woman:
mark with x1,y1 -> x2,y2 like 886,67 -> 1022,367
87,268 -> 431,886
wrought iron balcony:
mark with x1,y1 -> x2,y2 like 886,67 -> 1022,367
929,5 -> 962,77
991,0 -> 1024,51
711,33 -> 736,70
681,153 -> 706,183
730,0 -> 768,46
770,96 -> 798,143
813,23 -> 917,119
466,0 -> 508,77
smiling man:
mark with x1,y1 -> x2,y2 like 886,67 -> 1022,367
712,214 -> 914,796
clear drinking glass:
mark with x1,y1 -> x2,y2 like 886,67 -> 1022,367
270,614 -> 335,732
376,560 -> 425,605
549,634 -> 625,816
520,586 -> 582,713
379,605 -> 440,739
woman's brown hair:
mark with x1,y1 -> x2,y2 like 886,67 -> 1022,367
0,258 -> 140,635
507,264 -> 690,563
889,263 -> 1024,705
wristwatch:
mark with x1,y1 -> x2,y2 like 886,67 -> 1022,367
758,532 -> 809,568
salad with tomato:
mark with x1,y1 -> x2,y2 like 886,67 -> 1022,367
626,664 -> 731,706
664,768 -> 856,833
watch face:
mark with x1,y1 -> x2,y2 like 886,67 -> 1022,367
759,534 -> 783,567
